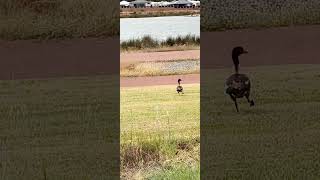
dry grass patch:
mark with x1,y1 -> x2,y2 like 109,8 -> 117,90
121,138 -> 200,180
121,59 -> 200,77
121,45 -> 200,53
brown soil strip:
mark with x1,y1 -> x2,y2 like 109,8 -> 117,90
121,7 -> 200,13
0,38 -> 118,80
121,50 -> 200,67
120,8 -> 200,18
202,25 -> 320,69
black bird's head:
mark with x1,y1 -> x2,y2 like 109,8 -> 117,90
232,46 -> 248,57
178,79 -> 182,84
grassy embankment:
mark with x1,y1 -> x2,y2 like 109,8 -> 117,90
121,35 -> 200,52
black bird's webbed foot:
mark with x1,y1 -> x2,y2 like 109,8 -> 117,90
245,94 -> 254,107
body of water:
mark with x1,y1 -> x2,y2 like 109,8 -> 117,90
120,16 -> 200,42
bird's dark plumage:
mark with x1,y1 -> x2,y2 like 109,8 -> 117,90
225,47 -> 254,112
177,79 -> 184,94
225,74 -> 250,98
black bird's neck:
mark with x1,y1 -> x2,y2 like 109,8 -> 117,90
232,54 -> 239,74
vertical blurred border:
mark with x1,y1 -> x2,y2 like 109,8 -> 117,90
201,0 -> 320,179
0,0 -> 119,179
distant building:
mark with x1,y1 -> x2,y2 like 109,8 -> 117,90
190,0 -> 200,7
150,1 -> 171,8
170,0 -> 193,8
130,0 -> 150,8
120,0 -> 130,8
120,0 -> 199,9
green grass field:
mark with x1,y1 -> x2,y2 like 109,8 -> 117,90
0,75 -> 119,179
120,84 -> 200,179
2,64 -> 319,179
201,64 -> 320,179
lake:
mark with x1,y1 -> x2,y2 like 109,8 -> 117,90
120,16 -> 200,42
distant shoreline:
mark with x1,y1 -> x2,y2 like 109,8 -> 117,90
120,7 -> 200,18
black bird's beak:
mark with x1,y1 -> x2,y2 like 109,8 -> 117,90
243,50 -> 248,54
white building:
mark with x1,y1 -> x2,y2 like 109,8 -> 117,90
120,0 -> 130,8
190,0 -> 200,7
120,0 -> 200,8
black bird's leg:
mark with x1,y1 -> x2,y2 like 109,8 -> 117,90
229,94 -> 239,112
245,94 -> 255,106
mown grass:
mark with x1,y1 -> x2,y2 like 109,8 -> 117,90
0,75 -> 119,179
0,0 -> 118,40
146,164 -> 200,180
121,84 -> 200,179
121,35 -> 200,51
201,64 -> 320,179
201,0 -> 320,31
121,59 -> 200,77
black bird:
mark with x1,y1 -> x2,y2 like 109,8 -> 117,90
176,79 -> 184,94
225,46 -> 254,112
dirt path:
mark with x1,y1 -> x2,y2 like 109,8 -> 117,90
202,25 -> 320,69
121,74 -> 199,87
121,50 -> 200,87
0,38 -> 118,80
1,25 -> 320,86
120,50 -> 200,67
